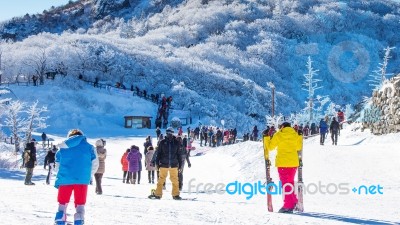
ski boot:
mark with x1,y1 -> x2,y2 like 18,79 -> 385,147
74,205 -> 85,225
278,207 -> 293,214
148,189 -> 161,199
173,195 -> 182,200
54,204 -> 67,225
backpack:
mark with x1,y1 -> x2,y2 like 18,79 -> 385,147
23,149 -> 30,166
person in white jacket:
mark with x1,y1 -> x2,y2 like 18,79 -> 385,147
94,139 -> 107,194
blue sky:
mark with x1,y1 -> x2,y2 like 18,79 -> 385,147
0,0 -> 71,22
1,0 -> 400,22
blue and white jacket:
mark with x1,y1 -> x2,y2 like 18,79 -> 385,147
54,135 -> 99,188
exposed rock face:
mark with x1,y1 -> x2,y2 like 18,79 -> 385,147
363,75 -> 400,135
92,0 -> 131,18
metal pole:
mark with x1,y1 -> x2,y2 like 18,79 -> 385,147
309,98 -> 313,122
271,87 -> 275,117
267,82 -> 275,117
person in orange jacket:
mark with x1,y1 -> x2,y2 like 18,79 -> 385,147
263,122 -> 302,213
121,149 -> 130,183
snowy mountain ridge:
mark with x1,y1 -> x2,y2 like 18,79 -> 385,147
1,0 -> 400,129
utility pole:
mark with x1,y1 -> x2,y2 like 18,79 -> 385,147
309,98 -> 313,122
267,82 -> 275,117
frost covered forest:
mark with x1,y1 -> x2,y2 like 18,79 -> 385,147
1,0 -> 400,129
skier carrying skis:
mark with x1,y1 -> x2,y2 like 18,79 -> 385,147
54,129 -> 99,225
263,122 -> 302,213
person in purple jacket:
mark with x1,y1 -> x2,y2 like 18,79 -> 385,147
126,145 -> 142,184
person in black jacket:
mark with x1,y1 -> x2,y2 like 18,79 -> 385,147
155,127 -> 161,140
232,128 -> 237,143
41,132 -> 47,147
149,127 -> 182,200
44,145 -> 57,185
24,140 -> 37,185
330,117 -> 340,145
143,136 -> 153,155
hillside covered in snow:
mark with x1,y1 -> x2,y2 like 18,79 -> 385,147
0,123 -> 399,225
1,0 -> 400,128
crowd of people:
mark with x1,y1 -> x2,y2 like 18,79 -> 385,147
17,108 -> 347,223
116,128 -> 193,201
169,125 -> 239,147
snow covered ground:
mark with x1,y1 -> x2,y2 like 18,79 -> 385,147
0,126 -> 399,225
1,84 -> 399,224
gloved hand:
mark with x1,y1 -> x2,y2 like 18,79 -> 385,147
34,161 -> 37,167
178,168 -> 182,173
44,165 -> 47,169
188,163 -> 191,168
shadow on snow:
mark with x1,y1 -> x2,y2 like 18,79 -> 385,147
295,211 -> 399,225
0,168 -> 47,181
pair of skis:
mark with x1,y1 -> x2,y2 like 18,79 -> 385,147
264,155 -> 274,212
264,134 -> 304,213
296,139 -> 304,212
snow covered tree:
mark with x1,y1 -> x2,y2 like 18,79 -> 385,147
24,100 -> 49,144
24,49 -> 48,85
288,113 -> 299,126
0,90 -> 12,137
243,80 -> 263,118
171,117 -> 182,129
88,44 -> 117,81
344,104 -> 354,122
265,113 -> 283,128
368,46 -> 395,90
2,101 -> 28,152
0,89 -> 11,109
324,102 -> 338,118
313,95 -> 330,120
302,56 -> 322,122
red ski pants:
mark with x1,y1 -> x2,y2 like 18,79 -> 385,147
58,185 -> 88,208
278,167 -> 298,209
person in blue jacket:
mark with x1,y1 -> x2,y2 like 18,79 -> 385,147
319,118 -> 328,145
54,129 -> 99,225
